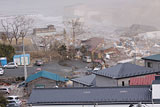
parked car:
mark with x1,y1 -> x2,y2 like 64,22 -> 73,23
0,68 -> 4,75
35,60 -> 44,66
82,56 -> 92,63
3,62 -> 18,69
93,67 -> 101,71
7,96 -> 22,105
0,87 -> 10,94
7,101 -> 21,107
93,65 -> 102,71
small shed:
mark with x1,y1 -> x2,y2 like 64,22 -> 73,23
0,57 -> 7,66
13,54 -> 30,66
13,55 -> 21,65
21,54 -> 30,65
26,71 -> 68,94
72,74 -> 96,87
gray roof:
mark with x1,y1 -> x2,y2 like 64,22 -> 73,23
28,86 -> 152,105
71,74 -> 96,86
142,54 -> 160,62
93,63 -> 158,79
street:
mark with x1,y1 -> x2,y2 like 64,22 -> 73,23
1,60 -> 88,78
0,59 -> 88,107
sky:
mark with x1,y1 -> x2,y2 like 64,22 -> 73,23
0,0 -> 160,28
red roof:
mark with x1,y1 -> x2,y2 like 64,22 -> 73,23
130,74 -> 157,85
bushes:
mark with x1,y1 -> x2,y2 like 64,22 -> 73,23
16,77 -> 25,81
0,44 -> 15,61
0,94 -> 8,107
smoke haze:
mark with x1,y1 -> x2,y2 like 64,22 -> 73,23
0,0 -> 160,28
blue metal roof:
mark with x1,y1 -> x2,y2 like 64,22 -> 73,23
26,71 -> 68,83
13,55 -> 21,58
142,54 -> 160,62
28,86 -> 152,105
14,54 -> 30,58
93,63 -> 158,79
21,54 -> 30,57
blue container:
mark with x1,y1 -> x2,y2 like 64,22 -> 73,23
13,55 -> 21,65
0,57 -> 7,66
13,54 -> 30,66
20,54 -> 30,65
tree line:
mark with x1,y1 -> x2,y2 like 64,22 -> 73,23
0,43 -> 15,61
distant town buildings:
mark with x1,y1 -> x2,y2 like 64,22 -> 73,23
33,25 -> 56,36
81,37 -> 105,60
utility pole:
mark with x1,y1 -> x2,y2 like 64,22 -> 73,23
22,36 -> 27,80
133,37 -> 137,64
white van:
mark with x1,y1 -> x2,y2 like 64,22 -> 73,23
0,87 -> 10,94
7,96 -> 22,105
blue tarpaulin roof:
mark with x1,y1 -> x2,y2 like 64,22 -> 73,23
26,71 -> 68,83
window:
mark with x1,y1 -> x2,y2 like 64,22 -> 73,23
147,62 -> 152,68
35,84 -> 45,88
7,97 -> 13,100
8,62 -> 14,65
0,88 -> 6,90
128,80 -> 130,85
122,81 -> 125,86
15,97 -> 19,100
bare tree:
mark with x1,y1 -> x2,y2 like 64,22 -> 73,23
11,17 -> 21,45
18,16 -> 34,40
39,36 -> 54,52
1,16 -> 34,45
1,19 -> 14,44
0,32 -> 7,44
64,18 -> 84,46
50,39 -> 61,51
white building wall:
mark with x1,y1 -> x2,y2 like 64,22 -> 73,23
96,74 -> 150,87
96,75 -> 117,87
152,84 -> 160,99
145,60 -> 160,70
14,58 -> 21,65
118,78 -> 130,86
21,56 -> 29,65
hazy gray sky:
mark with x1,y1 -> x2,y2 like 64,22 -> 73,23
0,0 -> 160,28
